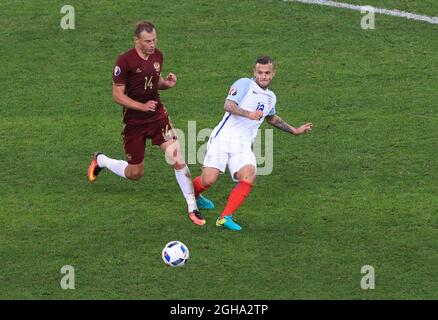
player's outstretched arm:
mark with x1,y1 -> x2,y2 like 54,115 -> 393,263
266,114 -> 313,135
224,99 -> 263,120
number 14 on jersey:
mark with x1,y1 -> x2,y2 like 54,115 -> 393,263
144,76 -> 153,90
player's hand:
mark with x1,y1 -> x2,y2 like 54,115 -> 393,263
248,110 -> 263,121
294,122 -> 313,135
164,73 -> 177,88
142,100 -> 158,112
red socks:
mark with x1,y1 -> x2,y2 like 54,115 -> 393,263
220,180 -> 253,219
194,176 -> 253,218
193,176 -> 208,199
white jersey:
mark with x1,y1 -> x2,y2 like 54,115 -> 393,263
210,78 -> 277,143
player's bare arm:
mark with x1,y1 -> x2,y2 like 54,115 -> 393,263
266,114 -> 313,135
157,72 -> 177,90
224,99 -> 263,121
112,83 -> 157,112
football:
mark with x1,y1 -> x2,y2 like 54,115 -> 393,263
162,241 -> 190,267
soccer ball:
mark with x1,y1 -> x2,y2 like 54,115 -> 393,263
162,241 -> 190,267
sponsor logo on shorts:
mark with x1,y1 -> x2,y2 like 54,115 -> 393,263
126,153 -> 132,162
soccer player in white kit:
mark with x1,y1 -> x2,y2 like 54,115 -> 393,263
193,56 -> 313,231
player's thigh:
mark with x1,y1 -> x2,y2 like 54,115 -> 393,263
147,115 -> 183,167
203,138 -> 228,174
159,138 -> 185,169
228,149 -> 257,183
149,115 -> 176,147
122,125 -> 147,165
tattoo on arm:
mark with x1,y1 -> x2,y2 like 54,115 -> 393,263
224,100 -> 251,118
266,115 -> 295,134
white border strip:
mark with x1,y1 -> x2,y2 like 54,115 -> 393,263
285,0 -> 438,25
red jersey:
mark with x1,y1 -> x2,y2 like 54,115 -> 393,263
113,48 -> 166,125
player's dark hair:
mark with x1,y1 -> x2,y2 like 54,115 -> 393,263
134,21 -> 156,38
254,56 -> 275,69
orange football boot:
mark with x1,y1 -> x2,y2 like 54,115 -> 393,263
188,210 -> 206,226
87,152 -> 104,183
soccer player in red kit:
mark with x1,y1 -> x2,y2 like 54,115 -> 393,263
87,21 -> 205,226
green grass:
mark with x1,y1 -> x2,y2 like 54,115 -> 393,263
0,0 -> 437,299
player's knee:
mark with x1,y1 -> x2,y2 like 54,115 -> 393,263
202,175 -> 217,188
240,175 -> 256,184
238,166 -> 256,184
238,173 -> 256,184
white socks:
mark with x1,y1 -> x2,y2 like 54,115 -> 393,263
174,165 -> 198,213
97,154 -> 128,178
96,154 -> 197,212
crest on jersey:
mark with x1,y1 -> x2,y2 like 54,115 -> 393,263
114,65 -> 121,76
154,62 -> 161,73
229,88 -> 237,96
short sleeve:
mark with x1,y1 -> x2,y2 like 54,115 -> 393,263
113,55 -> 128,85
226,78 -> 252,105
268,93 -> 277,116
268,106 -> 276,116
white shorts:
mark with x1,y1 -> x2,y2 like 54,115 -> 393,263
203,137 -> 257,182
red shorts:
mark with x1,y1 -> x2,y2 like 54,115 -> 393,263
122,115 -> 176,164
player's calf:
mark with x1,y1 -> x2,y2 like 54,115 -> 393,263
125,164 -> 144,180
193,168 -> 220,198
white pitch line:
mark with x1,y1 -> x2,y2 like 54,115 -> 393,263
285,0 -> 438,25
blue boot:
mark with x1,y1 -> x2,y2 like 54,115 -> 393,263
216,215 -> 242,231
196,195 -> 215,209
